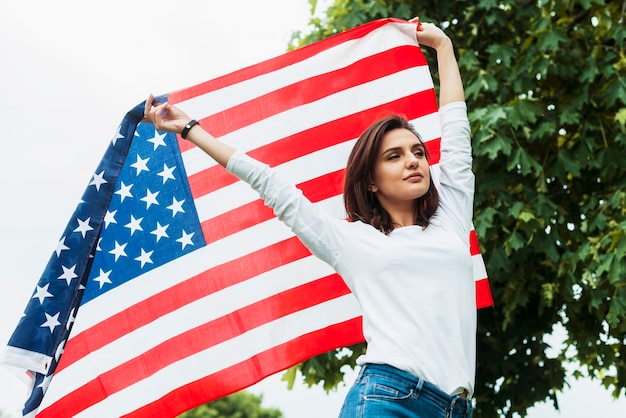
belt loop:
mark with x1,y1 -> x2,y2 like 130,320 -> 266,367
414,375 -> 425,393
355,365 -> 367,383
451,394 -> 472,418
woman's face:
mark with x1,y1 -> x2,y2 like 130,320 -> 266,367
371,128 -> 430,210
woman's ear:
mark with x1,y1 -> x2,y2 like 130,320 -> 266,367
369,184 -> 378,193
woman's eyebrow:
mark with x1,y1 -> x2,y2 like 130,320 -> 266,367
380,143 -> 424,156
380,146 -> 402,155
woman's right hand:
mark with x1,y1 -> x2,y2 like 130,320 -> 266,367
143,94 -> 193,134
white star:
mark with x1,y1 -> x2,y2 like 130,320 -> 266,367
66,308 -> 76,330
58,264 -> 78,285
89,170 -> 107,191
40,312 -> 61,334
167,197 -> 185,217
147,131 -> 167,150
125,215 -> 144,236
177,230 -> 195,250
37,373 -> 53,393
55,237 -> 69,257
115,181 -> 133,202
151,222 -> 169,242
135,248 -> 154,268
140,188 -> 160,209
55,340 -> 66,361
95,237 -> 102,252
157,163 -> 176,184
109,241 -> 128,261
32,283 -> 53,304
112,126 -> 124,146
74,217 -> 93,238
93,269 -> 112,289
104,209 -> 118,228
130,154 -> 150,175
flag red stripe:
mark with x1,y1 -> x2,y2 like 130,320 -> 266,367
475,278 -> 493,309
426,137 -> 441,165
122,316 -> 364,418
187,91 -> 439,199
469,230 -> 480,256
200,170 -> 344,245
200,199 -> 275,246
168,18 -> 409,104
56,236 -> 312,373
40,275 -> 353,418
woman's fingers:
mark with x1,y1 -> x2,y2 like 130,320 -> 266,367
409,16 -> 423,41
150,102 -> 167,128
144,94 -> 168,121
143,94 -> 154,121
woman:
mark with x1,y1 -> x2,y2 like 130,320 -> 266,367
144,17 -> 475,418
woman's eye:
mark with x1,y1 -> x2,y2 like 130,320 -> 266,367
414,150 -> 425,157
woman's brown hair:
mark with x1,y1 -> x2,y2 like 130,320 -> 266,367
343,114 -> 440,234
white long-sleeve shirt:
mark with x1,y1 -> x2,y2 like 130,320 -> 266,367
226,102 -> 476,396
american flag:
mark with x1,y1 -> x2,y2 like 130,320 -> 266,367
2,18 -> 492,417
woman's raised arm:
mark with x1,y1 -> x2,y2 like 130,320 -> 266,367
143,94 -> 236,167
410,17 -> 465,107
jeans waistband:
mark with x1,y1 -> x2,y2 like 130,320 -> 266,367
359,363 -> 472,413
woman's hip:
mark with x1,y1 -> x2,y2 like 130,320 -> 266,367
338,363 -> 472,418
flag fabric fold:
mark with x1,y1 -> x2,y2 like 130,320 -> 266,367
2,18 -> 492,418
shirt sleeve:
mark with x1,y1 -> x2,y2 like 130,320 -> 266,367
226,151 -> 345,268
435,101 -> 474,244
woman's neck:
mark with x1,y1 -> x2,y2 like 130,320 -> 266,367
387,205 -> 416,228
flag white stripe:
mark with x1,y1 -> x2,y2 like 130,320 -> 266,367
473,253 -> 488,279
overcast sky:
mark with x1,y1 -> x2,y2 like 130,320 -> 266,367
0,1 -> 624,417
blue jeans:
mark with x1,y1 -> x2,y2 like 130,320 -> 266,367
338,364 -> 472,418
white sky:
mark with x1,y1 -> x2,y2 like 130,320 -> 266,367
0,1 -> 624,417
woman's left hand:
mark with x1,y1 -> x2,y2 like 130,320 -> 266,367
409,17 -> 451,51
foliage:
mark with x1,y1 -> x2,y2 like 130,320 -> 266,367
284,1 -> 626,417
177,391 -> 282,418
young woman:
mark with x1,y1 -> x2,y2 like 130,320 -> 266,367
144,17 -> 475,418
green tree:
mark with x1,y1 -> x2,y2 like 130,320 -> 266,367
177,391 -> 282,418
284,1 -> 626,417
